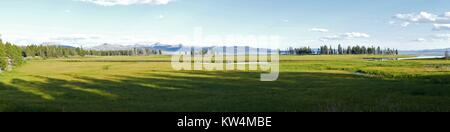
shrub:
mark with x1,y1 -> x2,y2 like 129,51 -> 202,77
0,57 -> 7,70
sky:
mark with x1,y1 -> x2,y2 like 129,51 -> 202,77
0,0 -> 449,50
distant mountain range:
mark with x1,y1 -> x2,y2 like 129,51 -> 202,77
87,43 -> 276,55
400,48 -> 450,56
87,43 -> 184,52
147,43 -> 184,52
39,42 -> 450,56
88,43 -> 134,51
39,42 -> 75,48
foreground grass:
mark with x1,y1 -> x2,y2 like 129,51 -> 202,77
0,55 -> 449,112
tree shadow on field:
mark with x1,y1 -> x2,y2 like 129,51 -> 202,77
0,70 -> 449,112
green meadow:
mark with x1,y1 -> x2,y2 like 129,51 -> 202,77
0,55 -> 449,112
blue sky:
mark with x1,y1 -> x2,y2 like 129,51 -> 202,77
0,0 -> 449,50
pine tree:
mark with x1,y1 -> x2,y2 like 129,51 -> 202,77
377,46 -> 381,55
445,49 -> 449,59
0,40 -> 7,70
4,42 -> 23,66
347,46 -> 351,54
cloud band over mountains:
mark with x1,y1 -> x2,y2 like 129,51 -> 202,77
78,0 -> 172,6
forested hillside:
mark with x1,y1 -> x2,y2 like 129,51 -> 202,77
0,39 -> 162,71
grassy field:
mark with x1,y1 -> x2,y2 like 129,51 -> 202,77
0,55 -> 449,112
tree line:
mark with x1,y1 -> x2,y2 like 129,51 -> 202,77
22,45 -> 162,58
1,40 -> 163,70
0,39 -> 23,70
23,45 -> 87,58
88,48 -> 163,56
285,44 -> 398,55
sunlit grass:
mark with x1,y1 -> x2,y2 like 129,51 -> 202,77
0,55 -> 449,112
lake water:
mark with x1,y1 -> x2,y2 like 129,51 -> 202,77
397,56 -> 445,60
202,62 -> 270,65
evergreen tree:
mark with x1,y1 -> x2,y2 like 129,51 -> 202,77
0,40 -> 7,70
445,49 -> 449,59
4,42 -> 23,66
346,46 -> 351,54
315,45 -> 398,55
377,46 -> 382,54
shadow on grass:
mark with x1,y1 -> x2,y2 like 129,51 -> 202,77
0,71 -> 449,112
60,60 -> 172,63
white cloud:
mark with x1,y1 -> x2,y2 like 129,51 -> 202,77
394,11 -> 450,30
78,0 -> 172,6
394,11 -> 450,24
445,12 -> 450,17
433,24 -> 450,31
309,28 -> 329,33
156,14 -> 165,19
412,34 -> 450,43
432,34 -> 450,41
52,34 -> 102,42
319,35 -> 340,41
414,38 -> 426,42
395,11 -> 440,23
388,21 -> 396,25
320,32 -> 370,41
401,22 -> 410,27
342,32 -> 370,38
